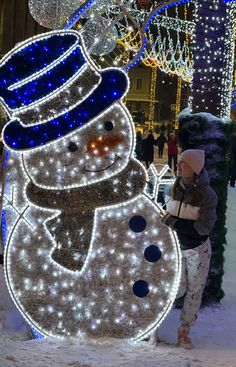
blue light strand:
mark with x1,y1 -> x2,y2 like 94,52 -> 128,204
63,0 -> 96,30
30,326 -> 45,340
1,210 -> 7,247
125,37 -> 147,71
4,69 -> 128,150
2,150 -> 10,246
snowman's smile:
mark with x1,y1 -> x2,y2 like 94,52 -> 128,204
83,154 -> 121,173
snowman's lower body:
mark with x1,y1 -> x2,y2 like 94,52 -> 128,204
5,194 -> 181,340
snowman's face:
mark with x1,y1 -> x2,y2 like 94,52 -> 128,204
24,103 -> 135,189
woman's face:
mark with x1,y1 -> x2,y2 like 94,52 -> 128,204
177,160 -> 195,178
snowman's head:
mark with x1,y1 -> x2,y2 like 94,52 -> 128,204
1,30 -> 135,188
21,102 -> 134,188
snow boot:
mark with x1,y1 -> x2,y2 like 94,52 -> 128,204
178,326 -> 193,349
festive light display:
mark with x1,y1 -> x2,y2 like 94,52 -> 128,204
1,30 -> 181,340
221,2 -> 236,117
142,4 -> 194,82
191,0 -> 236,117
27,0 -> 236,118
60,0 -> 194,69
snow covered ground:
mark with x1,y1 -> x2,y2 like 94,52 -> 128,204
0,187 -> 235,367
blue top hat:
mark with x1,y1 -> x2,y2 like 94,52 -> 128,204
0,30 -> 128,150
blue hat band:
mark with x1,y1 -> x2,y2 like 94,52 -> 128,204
0,45 -> 86,111
14,67 -> 100,126
0,33 -> 78,103
3,69 -> 128,150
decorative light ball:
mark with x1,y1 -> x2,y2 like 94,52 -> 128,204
81,16 -> 118,56
28,0 -> 86,29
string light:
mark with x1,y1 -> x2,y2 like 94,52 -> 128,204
148,65 -> 157,128
192,0 -> 236,117
142,4 -> 194,82
175,76 -> 182,129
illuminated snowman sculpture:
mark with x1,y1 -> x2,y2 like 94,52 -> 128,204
1,30 -> 181,340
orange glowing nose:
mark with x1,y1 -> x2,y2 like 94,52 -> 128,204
87,135 -> 123,157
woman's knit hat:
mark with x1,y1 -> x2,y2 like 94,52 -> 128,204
0,30 -> 128,150
180,149 -> 205,175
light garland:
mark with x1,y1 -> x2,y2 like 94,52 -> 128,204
153,14 -> 195,34
61,0 -> 195,69
141,3 -> 194,81
1,30 -> 182,341
148,65 -> 157,129
175,76 -> 182,129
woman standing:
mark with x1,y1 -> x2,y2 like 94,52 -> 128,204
142,130 -> 157,168
161,149 -> 218,349
135,131 -> 143,161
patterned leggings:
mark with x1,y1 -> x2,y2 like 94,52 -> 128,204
176,239 -> 212,327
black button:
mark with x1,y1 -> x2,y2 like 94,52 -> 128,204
67,141 -> 78,152
104,121 -> 114,131
129,215 -> 146,233
144,245 -> 162,263
133,280 -> 149,298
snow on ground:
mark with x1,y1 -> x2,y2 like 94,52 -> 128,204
0,187 -> 236,367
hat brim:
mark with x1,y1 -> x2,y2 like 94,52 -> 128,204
3,69 -> 128,151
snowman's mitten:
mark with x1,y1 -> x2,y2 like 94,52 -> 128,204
160,213 -> 178,229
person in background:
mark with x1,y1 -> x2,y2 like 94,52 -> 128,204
167,133 -> 178,172
142,130 -> 157,169
156,131 -> 167,158
160,123 -> 166,133
160,149 -> 218,349
135,131 -> 143,161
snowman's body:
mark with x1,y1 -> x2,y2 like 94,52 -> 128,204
1,30 -> 181,340
4,103 -> 181,340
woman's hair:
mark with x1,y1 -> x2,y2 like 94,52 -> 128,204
172,172 -> 199,199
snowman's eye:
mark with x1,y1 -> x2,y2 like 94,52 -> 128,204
67,141 -> 78,152
103,121 -> 114,131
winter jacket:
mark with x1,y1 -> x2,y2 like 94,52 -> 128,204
135,134 -> 143,160
157,134 -> 167,148
165,169 -> 218,250
142,133 -> 157,162
167,138 -> 178,155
